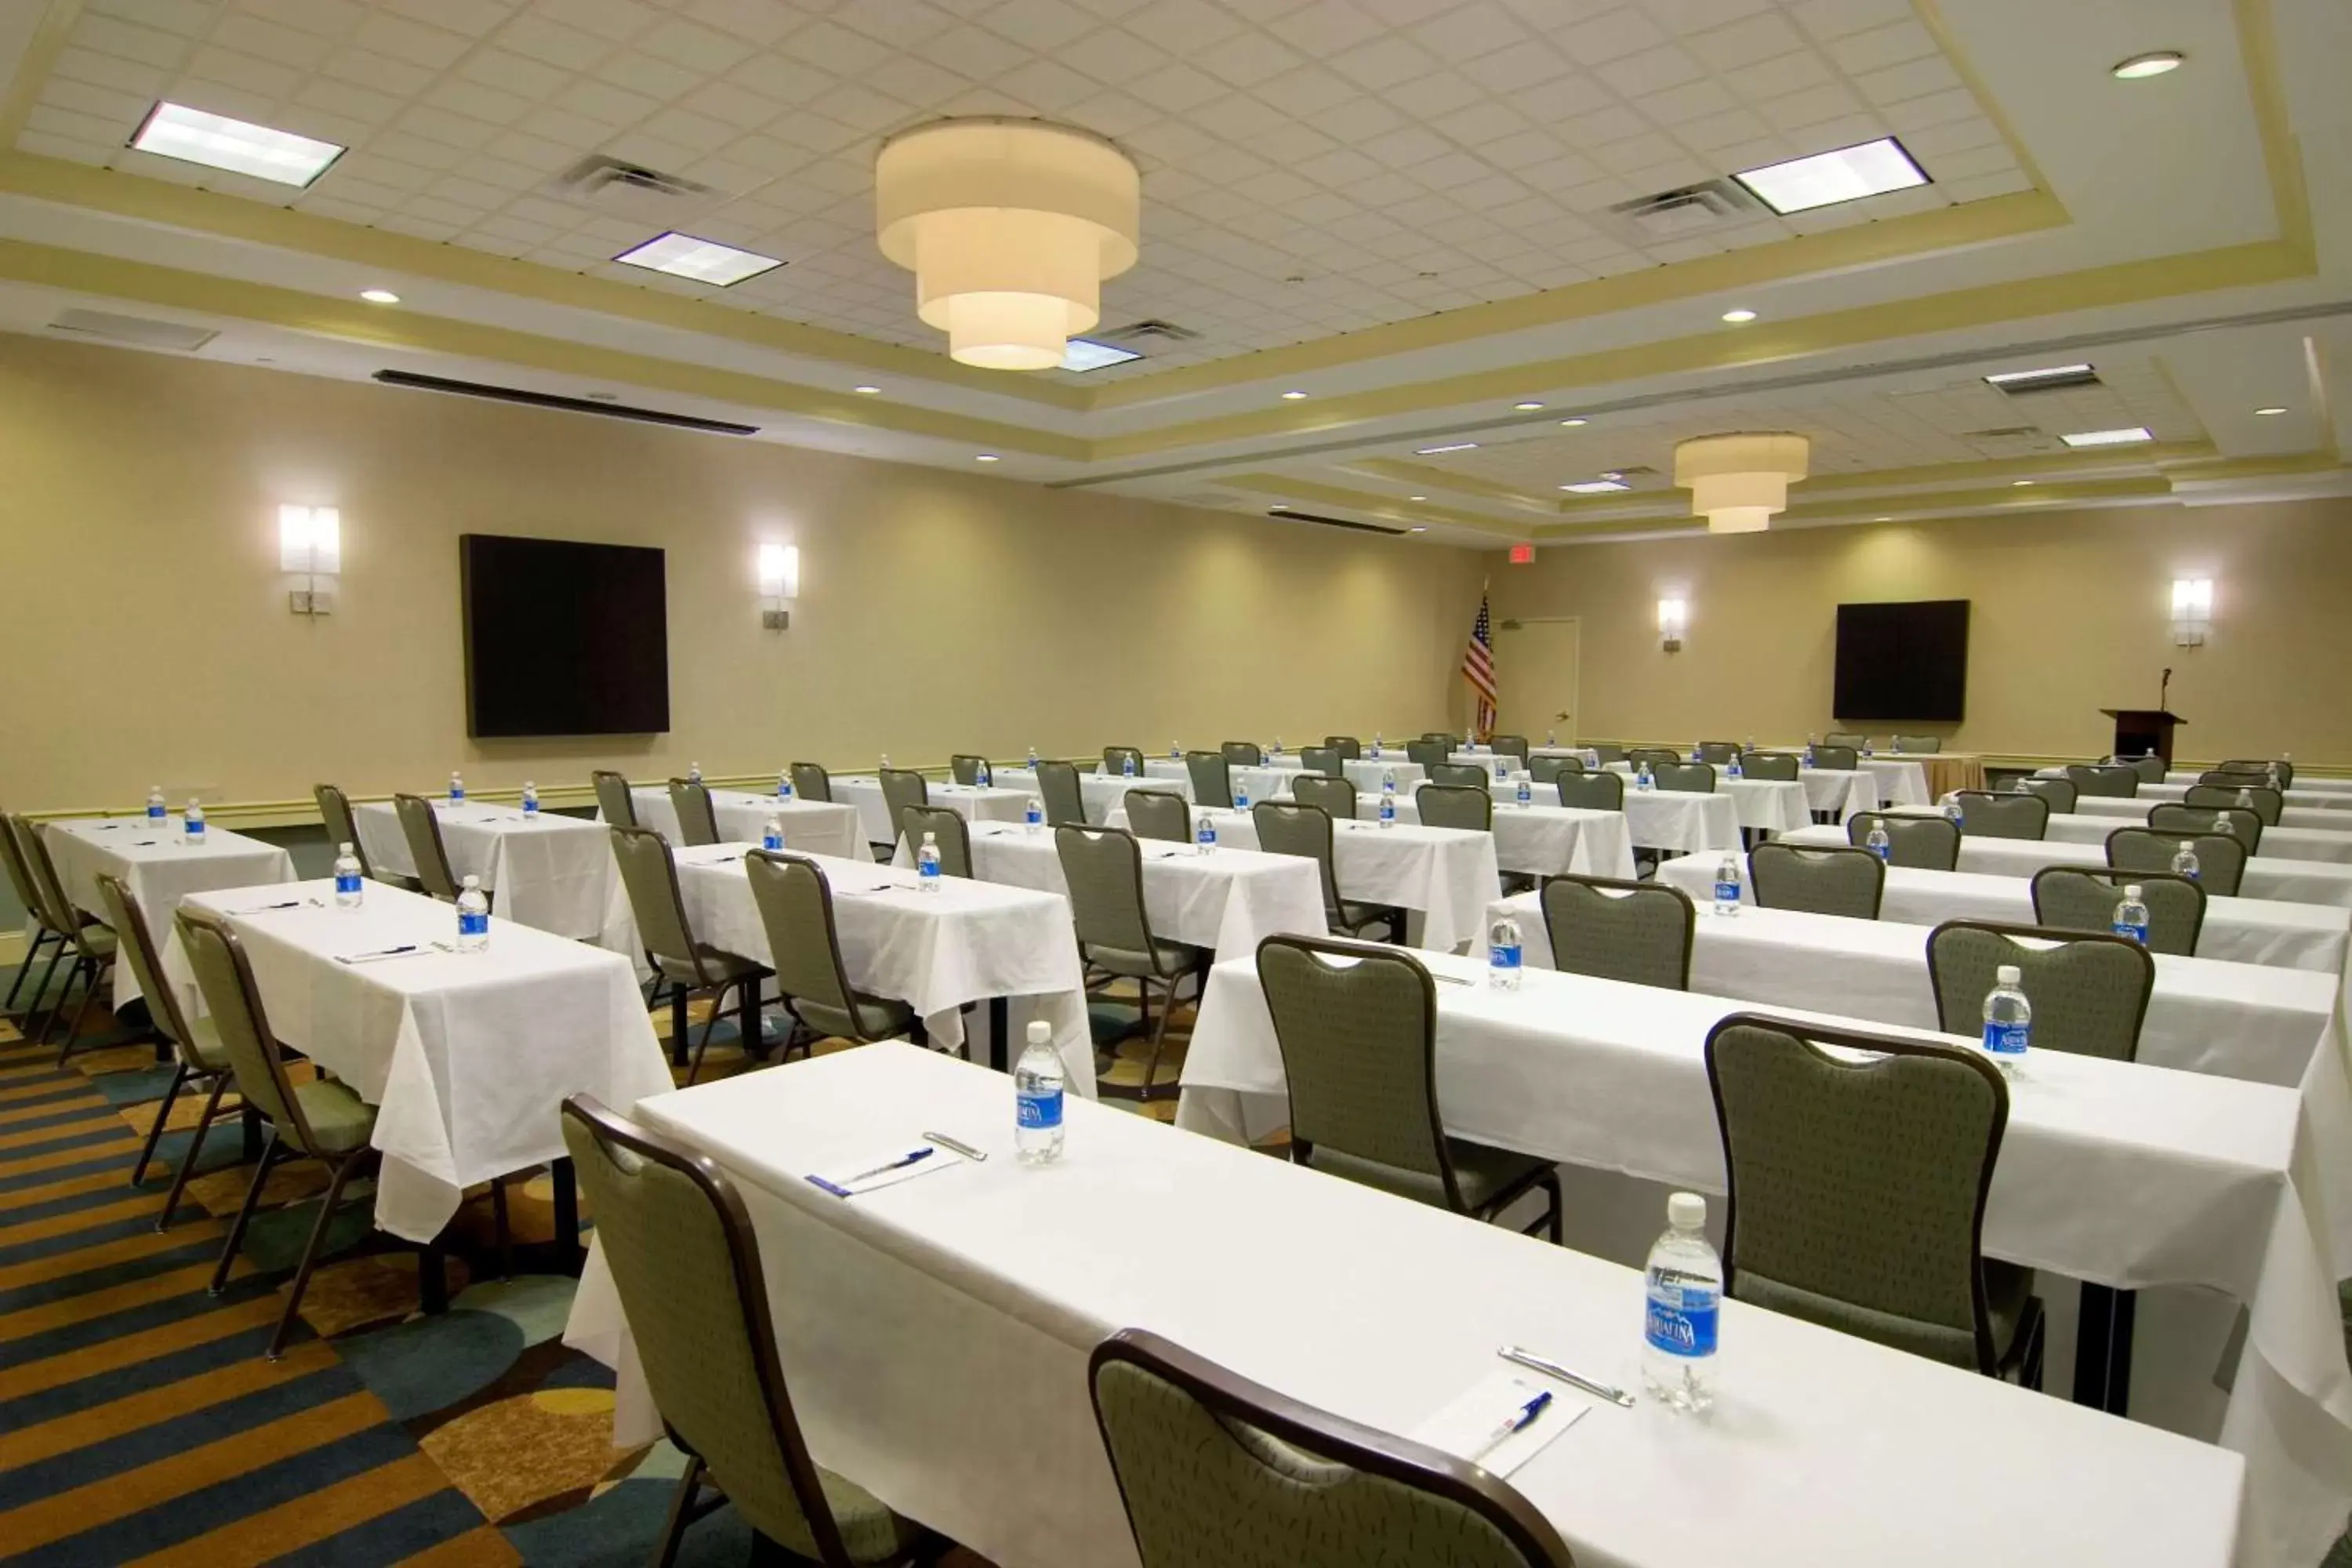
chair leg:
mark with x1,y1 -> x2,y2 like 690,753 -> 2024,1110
14,938 -> 64,1027
34,954 -> 85,1047
130,1063 -> 191,1188
1138,978 -> 1174,1100
653,1454 -> 708,1568
490,1177 -> 514,1282
738,975 -> 762,1059
668,982 -> 689,1069
4,929 -> 56,1013
685,991 -> 722,1086
210,1129 -> 281,1295
267,1152 -> 367,1359
158,1072 -> 232,1232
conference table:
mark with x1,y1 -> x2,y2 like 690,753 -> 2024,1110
621,785 -> 868,860
567,1043 -> 2248,1568
833,776 -> 1033,846
2034,771 -> 2352,812
353,798 -> 631,950
2055,793 -> 2350,833
1251,752 -> 1430,793
1132,757 -> 1306,804
1504,780 -> 1741,856
2004,809 -> 2352,865
1177,949 -> 2344,1568
1585,765 -> 1817,837
1361,795 -> 1639,880
39,815 -> 295,1009
2168,771 -> 2352,792
994,768 -> 1172,826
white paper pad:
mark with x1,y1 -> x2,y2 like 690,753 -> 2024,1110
1409,1369 -> 1588,1476
807,1141 -> 971,1199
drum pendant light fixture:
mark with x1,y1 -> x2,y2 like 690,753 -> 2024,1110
876,118 -> 1141,371
1673,433 -> 1811,533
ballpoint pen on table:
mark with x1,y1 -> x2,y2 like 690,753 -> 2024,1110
808,1145 -> 934,1197
1469,1388 -> 1553,1464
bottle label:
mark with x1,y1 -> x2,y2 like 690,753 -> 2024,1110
1984,1021 -> 2030,1057
2114,920 -> 2149,944
1646,1279 -> 1719,1358
524,801 -> 538,817
1715,880 -> 1739,904
2177,866 -> 2199,881
451,788 -> 463,801
459,911 -> 489,937
1871,842 -> 1889,860
764,836 -> 783,851
1017,1087 -> 1063,1130
149,804 -> 165,819
187,822 -> 205,837
336,871 -> 362,895
1490,944 -> 1521,971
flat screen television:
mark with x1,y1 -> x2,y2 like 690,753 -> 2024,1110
460,534 -> 669,737
1833,599 -> 1969,722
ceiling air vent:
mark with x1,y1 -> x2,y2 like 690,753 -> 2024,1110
46,308 -> 216,352
1961,426 -> 2045,441
1605,179 -> 1761,242
1268,506 -> 1406,536
1986,365 -> 2102,394
544,154 -> 716,224
372,370 -> 757,435
1098,318 -> 1202,343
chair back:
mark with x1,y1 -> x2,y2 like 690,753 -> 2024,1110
1541,875 -> 1693,989
1089,1327 -> 1573,1568
668,777 -> 720,847
590,770 -> 637,829
1404,739 -> 1448,771
2016,775 -> 2076,813
1125,790 -> 1192,844
1892,735 -> 1942,754
1846,811 -> 1958,871
2198,768 -> 2271,793
1705,1014 -> 2005,1373
1740,753 -> 1798,781
1812,745 -> 1859,771
1429,763 -> 1488,788
2107,826 -> 2245,897
1748,844 -> 1885,918
1421,732 -> 1458,744
877,768 -> 929,844
1103,746 -> 1145,778
93,873 -> 198,1063
314,783 -> 378,877
1824,731 -> 1868,749
559,1097 -> 862,1566
2186,782 -> 2281,826
900,805 -> 971,878
608,824 -> 712,985
1414,783 -> 1492,832
2219,758 -> 2292,786
1324,736 -> 1363,761
2030,867 -> 2205,956
3,814 -> 79,937
1038,760 -> 1087,826
1529,755 -> 1581,785
1221,741 -> 1264,767
745,851 -> 863,1035
1490,735 -> 1530,763
1555,770 -> 1623,812
1258,937 -> 1457,1206
175,909 -> 320,1154
1054,826 -> 1162,967
392,793 -> 460,900
1185,752 -> 1234,809
1627,747 -> 1682,772
1926,921 -> 2152,1062
789,762 -> 831,804
2151,801 -> 2261,855
1652,760 -> 1715,794
2113,754 -> 2165,783
1587,742 -> 1627,765
1290,775 -> 1357,823
1250,802 -> 1342,913
2065,764 -> 2139,799
0,813 -> 51,931
1696,742 -> 1739,765
1955,792 -> 2047,840
944,754 -> 985,787
1300,746 -> 1342,777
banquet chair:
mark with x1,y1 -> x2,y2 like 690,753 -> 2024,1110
1893,735 -> 1942,754
1258,936 -> 1560,1240
2198,768 -> 2271,793
1555,770 -> 1623,812
1124,790 -> 1192,844
1628,746 -> 1682,772
950,754 -> 993,787
789,762 -> 833,804
2065,764 -> 2139,800
1300,745 -> 1343,777
1185,752 -> 1233,809
590,771 -> 638,828
1429,763 -> 1488,788
1490,734 -> 1530,764
1252,803 -> 1402,943
1954,791 -> 2049,840
1652,761 -> 1715,794
0,811 -> 104,1030
1825,731 -> 1869,749
2151,802 -> 2261,855
558,1096 -> 941,1568
2187,782 -> 2281,826
1529,754 -> 1581,785
1323,735 -> 1363,761
1221,741 -> 1264,767
1812,745 -> 1860,771
1421,732 -> 1458,744
1587,742 -> 1628,766
1089,1327 -> 1574,1568
746,851 -> 921,1051
2112,755 -> 2165,784
2107,826 -> 2245,898
1290,774 -> 1356,823
1748,844 -> 1885,919
898,805 -> 971,879
1926,921 -> 2152,1062
1740,753 -> 1799,781
611,826 -> 772,1083
5,814 -> 117,1058
877,769 -> 930,852
392,793 -> 463,902
1704,1013 -> 2042,1384
1539,874 -> 1693,989
97,873 -> 237,1231
2031,868 -> 2205,956
1102,745 -> 1145,778
1405,739 -> 1449,771
1038,760 -> 1087,827
1697,742 -> 1740,765
317,782 -> 416,890
2220,758 -> 2292,786
669,777 -> 722,847
2016,776 -> 2077,814
1055,826 -> 1205,1099
1846,811 -> 1959,871
1415,782 -> 1492,833
180,908 -> 389,1362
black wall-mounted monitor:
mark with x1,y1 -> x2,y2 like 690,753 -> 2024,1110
459,534 -> 670,737
1833,598 -> 1969,722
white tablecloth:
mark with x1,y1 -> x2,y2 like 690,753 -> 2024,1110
1656,855 -> 2352,974
354,800 -> 628,949
2171,771 -> 2352,794
2036,773 -> 2352,812
41,817 -> 295,1009
833,778 -> 1033,846
1793,768 -> 1881,821
666,844 -> 1094,1094
2029,808 -> 2352,865
1854,757 -> 1931,806
622,786 -> 868,861
1178,951 -> 2350,1568
568,1043 -> 2245,1568
1131,758 -> 1298,806
1001,770 -> 1173,826
1775,823 -> 2352,911
1352,796 -> 1637,880
2064,794 -> 2347,832
1575,784 -> 1741,854
1598,768 -> 1812,833
158,879 -> 670,1243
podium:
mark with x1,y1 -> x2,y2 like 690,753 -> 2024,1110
2101,708 -> 2185,764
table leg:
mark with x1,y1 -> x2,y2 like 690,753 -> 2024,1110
553,1156 -> 581,1275
668,984 -> 688,1069
2073,1283 -> 2135,1414
989,996 -> 1009,1073
418,1240 -> 449,1314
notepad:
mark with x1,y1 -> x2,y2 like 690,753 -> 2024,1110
1410,1370 -> 1585,1476
805,1141 -> 969,1199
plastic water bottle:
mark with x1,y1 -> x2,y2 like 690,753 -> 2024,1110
448,771 -> 464,803
1943,797 -> 1963,825
1028,745 -> 1040,771
1642,1192 -> 1722,1414
1014,1019 -> 1065,1164
1233,773 -> 1250,811
147,786 -> 166,826
2214,811 -> 2236,840
1864,822 -> 1891,861
1636,761 -> 1654,791
762,816 -> 784,852
1272,735 -> 1283,756
2237,787 -> 2256,814
1803,738 -> 1817,768
1372,731 -> 1384,758
2267,761 -> 2281,791
917,832 -> 942,891
1171,739 -> 1181,759
1713,855 -> 1741,916
1515,775 -> 1532,808
2170,840 -> 2201,880
1379,773 -> 1397,828
1584,748 -> 1599,770
184,800 -> 205,843
778,771 -> 793,800
332,842 -> 364,909
1745,736 -> 1756,754
1726,753 -> 1743,780
1546,728 -> 1556,747
456,875 -> 489,953
688,760 -> 702,785
1024,797 -> 1043,833
1863,739 -> 1875,757
880,752 -> 891,772
1981,964 -> 2031,1071
2113,884 -> 2151,945
1488,914 -> 1523,990
521,781 -> 539,819
977,758 -> 992,787
1196,812 -> 1217,855
1690,740 -> 1703,762
1122,753 -> 1136,777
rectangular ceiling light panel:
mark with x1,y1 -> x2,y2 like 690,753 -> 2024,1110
2060,426 -> 2154,447
129,102 -> 343,187
1734,137 -> 1927,215
614,232 -> 785,286
1061,338 -> 1144,371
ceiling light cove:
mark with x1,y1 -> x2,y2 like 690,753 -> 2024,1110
614,233 -> 784,286
2255,406 -> 2288,416
1984,364 -> 2097,391
1734,138 -> 1928,216
1417,442 -> 1479,455
129,102 -> 343,187
854,385 -> 881,394
975,453 -> 1000,462
1514,401 -> 1545,411
1720,309 -> 1758,324
1281,390 -> 1308,400
1559,418 -> 1589,427
359,289 -> 400,305
2111,51 -> 2185,79
2060,426 -> 2154,447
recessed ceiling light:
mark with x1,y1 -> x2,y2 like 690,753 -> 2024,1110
1599,470 -> 1624,481
359,289 -> 400,305
1409,525 -> 1429,532
975,453 -> 1000,463
1559,417 -> 1588,427
1560,479 -> 1630,494
2013,479 -> 2036,487
1721,308 -> 1758,324
2111,51 -> 2184,80
1060,337 -> 1142,372
2255,405 -> 2288,416
1409,495 -> 1428,501
1984,363 -> 2097,391
1417,442 -> 1479,455
1514,401 -> 1544,411
853,384 -> 880,394
1874,516 -> 1893,522
612,231 -> 784,287
1281,390 -> 1308,400
2061,426 -> 2154,448
1734,136 -> 1929,215
129,101 -> 343,187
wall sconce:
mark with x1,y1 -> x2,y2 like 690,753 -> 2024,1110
278,505 -> 339,615
1657,596 -> 1687,652
757,543 -> 799,630
2171,577 -> 2212,646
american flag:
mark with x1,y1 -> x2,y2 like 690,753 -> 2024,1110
1461,591 -> 1497,740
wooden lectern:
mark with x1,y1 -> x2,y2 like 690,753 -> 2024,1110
2102,709 -> 2185,764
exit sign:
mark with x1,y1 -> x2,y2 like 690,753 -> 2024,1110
1508,543 -> 1536,564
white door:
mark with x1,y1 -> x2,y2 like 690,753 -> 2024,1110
1494,617 -> 1580,742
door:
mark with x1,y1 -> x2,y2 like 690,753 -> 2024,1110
1494,617 -> 1580,742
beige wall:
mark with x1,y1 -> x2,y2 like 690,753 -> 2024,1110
1490,499 -> 2352,768
0,335 -> 1485,814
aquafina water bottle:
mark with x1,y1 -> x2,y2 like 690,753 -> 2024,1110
1515,774 -> 1532,808
917,832 -> 942,891
1726,752 -> 1743,780
1713,854 -> 1741,916
779,770 -> 793,800
1232,772 -> 1250,811
2171,840 -> 2201,880
521,781 -> 539,819
1982,963 -> 2031,1073
1642,1192 -> 1721,1414
1196,811 -> 1217,855
1636,761 -> 1654,791
1028,745 -> 1040,771
688,760 -> 702,785
147,785 -> 166,826
1494,754 -> 1509,782
332,843 -> 364,909
763,815 -> 784,852
1024,797 -> 1043,833
1864,822 -> 1891,861
448,771 -> 464,803
184,800 -> 205,844
1122,752 -> 1136,777
1014,1020 -> 1065,1164
456,875 -> 489,952
1379,771 -> 1397,828
1487,914 -> 1522,990
2113,884 -> 2151,945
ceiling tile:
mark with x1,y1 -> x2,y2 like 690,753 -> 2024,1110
352,12 -> 472,68
1456,40 -> 1570,93
975,0 -> 1100,53
1056,28 -> 1170,84
184,44 -> 304,98
1854,55 -> 1961,107
70,13 -> 199,72
533,0 -> 660,46
681,0 -> 801,45
1192,28 -> 1304,87
1265,0 -> 1388,56
492,13 -> 611,70
382,0 -> 515,38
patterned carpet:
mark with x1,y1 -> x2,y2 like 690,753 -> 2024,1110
0,967 -> 1197,1566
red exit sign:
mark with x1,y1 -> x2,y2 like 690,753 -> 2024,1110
1508,543 -> 1536,564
